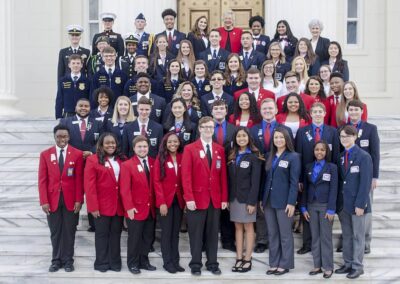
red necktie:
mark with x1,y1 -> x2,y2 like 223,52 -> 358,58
141,124 -> 147,136
264,123 -> 271,151
344,151 -> 349,170
80,119 -> 86,140
315,127 -> 321,142
217,123 -> 224,145
168,32 -> 173,49
335,96 -> 340,105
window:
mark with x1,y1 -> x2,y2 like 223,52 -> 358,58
346,0 -> 361,46
88,0 -> 99,49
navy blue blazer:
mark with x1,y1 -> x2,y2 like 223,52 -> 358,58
136,32 -> 153,57
312,36 -> 330,63
321,59 -> 349,81
262,151 -> 301,209
91,67 -> 128,107
59,115 -> 103,153
187,32 -> 210,59
199,48 -> 230,73
118,55 -> 136,80
123,75 -> 160,97
200,92 -> 234,118
192,78 -> 212,98
271,36 -> 298,61
55,74 -> 91,119
212,121 -> 236,158
355,121 -> 380,179
302,162 -> 338,212
162,102 -> 202,125
89,107 -> 113,131
239,49 -> 265,70
105,119 -> 130,144
164,122 -> 196,147
57,46 -> 90,80
92,31 -> 125,56
223,78 -> 247,96
337,145 -> 373,214
122,119 -> 163,158
155,30 -> 186,56
274,61 -> 291,82
253,34 -> 271,55
158,79 -> 183,104
295,124 -> 340,181
149,52 -> 175,80
129,93 -> 166,124
306,56 -> 321,76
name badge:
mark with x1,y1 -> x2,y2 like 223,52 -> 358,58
208,99 -> 214,104
219,62 -> 226,70
350,166 -> 360,173
94,133 -> 99,140
278,160 -> 289,168
322,173 -> 331,181
358,129 -> 363,138
133,131 -> 141,135
239,55 -> 244,60
132,102 -> 138,106
150,138 -> 157,146
67,167 -> 74,176
137,164 -> 143,172
207,54 -> 212,60
199,150 -> 205,159
240,161 -> 250,168
305,131 -> 313,142
95,117 -> 104,121
50,154 -> 56,162
258,129 -> 262,136
360,139 -> 369,147
216,159 -> 221,169
105,161 -> 111,168
167,162 -> 174,169
72,120 -> 79,124
328,144 -> 332,151
158,59 -> 163,65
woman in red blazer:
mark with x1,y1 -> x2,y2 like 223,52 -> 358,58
217,11 -> 243,53
154,132 -> 185,273
228,92 -> 261,128
120,135 -> 156,274
276,93 -> 311,138
304,76 -> 331,124
84,132 -> 126,272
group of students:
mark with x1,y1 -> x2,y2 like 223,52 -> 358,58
42,8 -> 380,280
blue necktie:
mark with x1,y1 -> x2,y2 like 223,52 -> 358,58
212,49 -> 217,59
244,52 -> 249,67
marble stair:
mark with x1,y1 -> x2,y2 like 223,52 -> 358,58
0,117 -> 399,283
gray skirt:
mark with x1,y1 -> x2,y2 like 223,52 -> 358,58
230,198 -> 257,223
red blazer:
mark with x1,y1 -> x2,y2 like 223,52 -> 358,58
277,93 -> 316,113
228,113 -> 260,128
153,153 -> 185,209
276,113 -> 311,129
120,156 -> 155,221
181,140 -> 228,209
84,155 -> 124,216
38,145 -> 84,212
217,27 -> 243,53
328,96 -> 368,127
234,88 -> 276,108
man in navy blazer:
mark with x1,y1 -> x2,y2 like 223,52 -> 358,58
335,125 -> 373,279
239,31 -> 265,71
295,102 -> 340,254
199,29 -> 230,73
249,16 -> 270,55
347,100 -> 380,253
155,9 -> 186,56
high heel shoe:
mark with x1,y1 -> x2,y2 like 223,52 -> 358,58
231,259 -> 242,272
238,259 -> 252,273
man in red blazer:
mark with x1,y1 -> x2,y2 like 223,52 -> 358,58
277,71 -> 316,113
38,124 -> 84,273
182,116 -> 228,276
217,10 -> 242,53
234,67 -> 275,108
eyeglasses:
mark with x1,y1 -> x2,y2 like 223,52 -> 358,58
210,78 -> 224,81
200,126 -> 214,130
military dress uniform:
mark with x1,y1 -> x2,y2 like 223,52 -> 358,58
92,13 -> 125,56
119,35 -> 139,80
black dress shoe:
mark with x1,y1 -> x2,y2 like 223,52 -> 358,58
64,264 -> 74,272
207,267 -> 221,275
48,263 -> 60,272
110,267 -> 121,272
140,263 -> 156,271
163,263 -> 177,274
266,268 -> 277,275
129,266 -> 141,274
364,247 -> 371,254
97,268 -> 107,273
274,269 -> 289,275
309,268 -> 322,275
297,247 -> 311,254
87,226 -> 95,232
149,245 -> 155,252
191,267 -> 201,276
254,243 -> 267,253
347,269 -> 364,279
174,264 -> 185,272
323,271 -> 333,278
336,246 -> 343,253
222,243 -> 236,252
335,265 -> 351,274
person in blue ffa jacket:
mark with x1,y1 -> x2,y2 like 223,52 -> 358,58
87,36 -> 109,78
199,29 -> 230,73
118,35 -> 138,80
149,34 -> 175,80
249,16 -> 270,56
56,54 -> 91,119
122,97 -> 163,158
106,96 -> 136,144
120,135 -> 157,274
192,60 -> 212,98
201,70 -> 234,118
266,42 -> 291,82
301,141 -> 338,279
57,25 -> 90,80
347,100 -> 380,254
163,98 -> 196,146
84,133 -> 126,272
153,132 -> 186,273
155,9 -> 186,57
91,46 -> 128,108
228,127 -> 263,273
89,87 -> 114,127
129,73 -> 166,124
239,31 -> 265,71
335,125 -> 373,279
187,16 -> 210,59
223,53 -> 248,96
262,126 -> 301,276
309,19 -> 330,64
271,20 -> 298,62
159,59 -> 184,103
295,102 -> 340,255
92,13 -> 124,57
38,125 -> 84,273
134,13 -> 154,57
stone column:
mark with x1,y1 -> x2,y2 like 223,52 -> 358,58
0,0 -> 23,116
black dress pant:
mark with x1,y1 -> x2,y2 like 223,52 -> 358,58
93,215 -> 123,271
220,208 -> 235,245
126,215 -> 155,268
47,193 -> 79,266
187,203 -> 220,270
158,197 -> 183,267
88,213 -> 96,229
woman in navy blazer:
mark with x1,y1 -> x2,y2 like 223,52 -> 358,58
321,41 -> 349,81
262,126 -> 301,275
301,141 -> 338,278
187,16 -> 210,59
149,34 -> 175,80
191,60 -> 212,98
223,53 -> 248,96
159,59 -> 184,104
309,19 -> 330,63
106,96 -> 136,144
